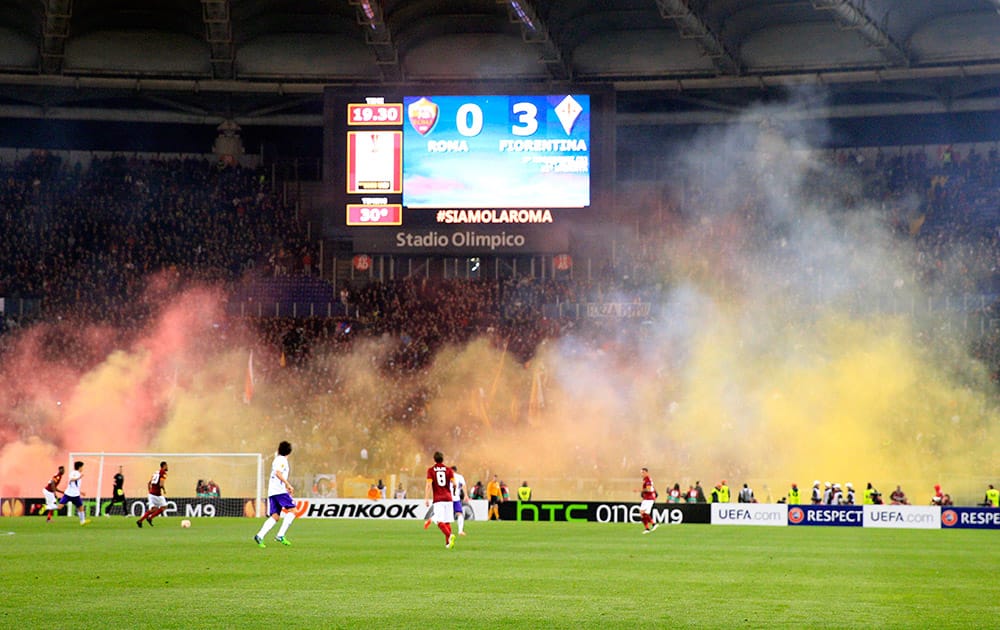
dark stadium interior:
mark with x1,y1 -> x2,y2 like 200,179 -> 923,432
4,0 -> 1000,152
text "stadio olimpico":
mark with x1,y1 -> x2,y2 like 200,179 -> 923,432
395,230 -> 527,250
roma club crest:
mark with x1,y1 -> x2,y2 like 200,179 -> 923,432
407,97 -> 439,135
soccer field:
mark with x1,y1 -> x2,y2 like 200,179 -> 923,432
1,517 -> 996,629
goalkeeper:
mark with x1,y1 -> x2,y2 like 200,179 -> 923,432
103,466 -> 127,516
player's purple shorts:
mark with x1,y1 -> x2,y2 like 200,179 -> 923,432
453,500 -> 463,513
59,495 -> 83,508
268,493 -> 295,516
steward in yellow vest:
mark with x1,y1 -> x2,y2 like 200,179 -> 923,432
718,481 -> 730,503
985,484 -> 999,508
788,484 -> 800,504
517,482 -> 532,502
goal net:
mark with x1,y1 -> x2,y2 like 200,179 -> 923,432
68,452 -> 263,519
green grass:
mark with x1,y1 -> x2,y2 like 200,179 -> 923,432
1,516 -> 997,629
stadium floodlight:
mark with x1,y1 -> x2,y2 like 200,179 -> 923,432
508,1 -> 536,32
359,0 -> 376,21
68,452 -> 263,519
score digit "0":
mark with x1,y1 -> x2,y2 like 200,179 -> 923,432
455,103 -> 484,137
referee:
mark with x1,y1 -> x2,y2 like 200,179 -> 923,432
103,466 -> 127,516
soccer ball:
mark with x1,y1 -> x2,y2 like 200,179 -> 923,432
180,519 -> 191,528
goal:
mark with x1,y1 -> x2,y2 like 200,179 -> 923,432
68,452 -> 263,519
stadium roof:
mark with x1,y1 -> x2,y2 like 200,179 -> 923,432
2,0 -> 1000,128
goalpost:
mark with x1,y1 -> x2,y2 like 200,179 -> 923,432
68,452 -> 263,519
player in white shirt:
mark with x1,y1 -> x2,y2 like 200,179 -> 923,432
253,441 -> 296,548
451,465 -> 468,536
58,461 -> 89,525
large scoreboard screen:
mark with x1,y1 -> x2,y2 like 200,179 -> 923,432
402,95 -> 590,209
323,86 -> 613,252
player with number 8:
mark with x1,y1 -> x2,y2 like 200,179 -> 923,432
424,451 -> 456,549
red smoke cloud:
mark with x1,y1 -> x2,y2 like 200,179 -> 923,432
0,280 -> 230,497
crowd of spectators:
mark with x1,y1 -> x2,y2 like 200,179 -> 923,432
840,144 -> 1000,294
3,144 -> 1000,376
0,150 -> 311,332
636,143 -> 1000,297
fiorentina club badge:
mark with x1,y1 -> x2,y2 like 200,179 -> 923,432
407,97 -> 439,135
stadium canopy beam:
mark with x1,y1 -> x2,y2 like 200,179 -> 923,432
201,0 -> 235,80
617,95 -> 1000,126
654,0 -> 741,76
1,57 -> 999,96
349,0 -> 402,82
6,93 -> 1000,128
0,103 -> 320,127
811,0 -> 910,67
498,0 -> 572,81
241,96 -> 319,119
612,60 -> 1000,91
139,94 -> 210,117
40,0 -> 73,75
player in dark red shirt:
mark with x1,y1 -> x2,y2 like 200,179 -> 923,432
639,467 -> 658,534
424,451 -> 456,549
41,466 -> 65,521
137,461 -> 168,528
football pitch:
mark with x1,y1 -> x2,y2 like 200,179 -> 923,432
1,516 -> 996,629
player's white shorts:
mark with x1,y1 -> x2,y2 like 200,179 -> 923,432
146,494 -> 168,509
430,501 -> 453,523
639,499 -> 655,513
43,489 -> 59,510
